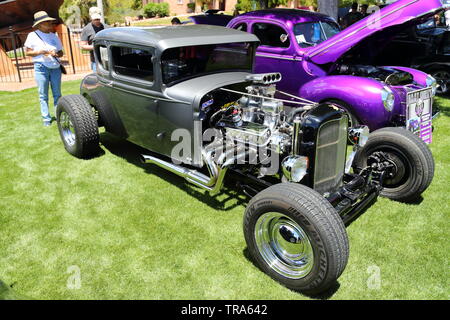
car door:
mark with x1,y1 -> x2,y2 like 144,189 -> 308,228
109,43 -> 160,150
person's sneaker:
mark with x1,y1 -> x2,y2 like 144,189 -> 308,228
43,121 -> 51,127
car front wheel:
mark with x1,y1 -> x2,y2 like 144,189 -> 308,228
353,127 -> 434,202
243,183 -> 349,295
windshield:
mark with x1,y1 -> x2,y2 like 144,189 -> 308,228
161,42 -> 255,85
293,21 -> 340,48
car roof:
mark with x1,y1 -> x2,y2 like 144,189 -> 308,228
236,8 -> 336,24
94,25 -> 259,51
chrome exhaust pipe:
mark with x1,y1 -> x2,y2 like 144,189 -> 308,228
140,154 -> 214,189
141,141 -> 249,195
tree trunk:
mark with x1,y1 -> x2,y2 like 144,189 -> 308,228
318,0 -> 339,21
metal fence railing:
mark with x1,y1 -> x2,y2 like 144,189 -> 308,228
0,27 -> 92,83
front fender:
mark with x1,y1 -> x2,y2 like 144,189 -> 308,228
299,75 -> 392,131
80,74 -> 99,105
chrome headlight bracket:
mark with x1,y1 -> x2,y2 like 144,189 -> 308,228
348,125 -> 370,147
282,155 -> 309,183
426,75 -> 438,96
345,126 -> 370,173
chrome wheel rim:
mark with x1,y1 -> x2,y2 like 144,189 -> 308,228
255,212 -> 314,279
59,111 -> 76,147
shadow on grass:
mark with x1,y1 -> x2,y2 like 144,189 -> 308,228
434,98 -> 450,117
242,248 -> 341,300
99,132 -> 248,212
401,195 -> 424,206
0,280 -> 29,300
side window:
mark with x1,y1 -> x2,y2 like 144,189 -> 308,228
252,23 -> 290,48
234,23 -> 247,32
111,46 -> 154,82
95,45 -> 109,71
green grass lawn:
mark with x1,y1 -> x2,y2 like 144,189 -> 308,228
0,80 -> 448,300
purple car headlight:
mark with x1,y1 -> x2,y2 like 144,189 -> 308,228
381,86 -> 395,112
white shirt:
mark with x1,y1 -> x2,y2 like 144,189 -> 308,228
24,30 -> 63,69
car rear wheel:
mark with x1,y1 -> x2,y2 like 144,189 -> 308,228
56,94 -> 100,159
243,183 -> 349,295
353,127 -> 434,202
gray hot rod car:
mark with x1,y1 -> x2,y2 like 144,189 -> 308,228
55,25 -> 434,295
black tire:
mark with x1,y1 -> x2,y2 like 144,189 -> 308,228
56,94 -> 100,159
353,127 -> 434,202
243,183 -> 349,295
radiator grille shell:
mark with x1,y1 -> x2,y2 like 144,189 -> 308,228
313,116 -> 348,194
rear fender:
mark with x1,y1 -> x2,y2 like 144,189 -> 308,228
80,74 -> 100,105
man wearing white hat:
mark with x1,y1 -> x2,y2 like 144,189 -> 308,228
24,11 -> 64,126
80,8 -> 109,72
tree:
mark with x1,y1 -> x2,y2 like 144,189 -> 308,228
59,0 -> 110,26
236,0 -> 288,11
318,0 -> 338,20
235,0 -> 382,13
261,0 -> 289,9
131,0 -> 142,10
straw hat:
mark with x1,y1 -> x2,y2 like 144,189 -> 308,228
32,11 -> 56,28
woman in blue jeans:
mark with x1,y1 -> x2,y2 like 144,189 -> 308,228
24,11 -> 64,126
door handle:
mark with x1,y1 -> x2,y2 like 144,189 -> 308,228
156,132 -> 166,140
100,79 -> 113,87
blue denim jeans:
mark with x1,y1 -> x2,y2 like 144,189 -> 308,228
34,63 -> 62,123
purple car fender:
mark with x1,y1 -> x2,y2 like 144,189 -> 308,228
299,75 -> 392,130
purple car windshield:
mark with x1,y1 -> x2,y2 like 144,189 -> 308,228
293,21 -> 340,48
161,42 -> 254,86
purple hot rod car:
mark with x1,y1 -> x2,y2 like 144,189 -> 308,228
225,0 -> 444,145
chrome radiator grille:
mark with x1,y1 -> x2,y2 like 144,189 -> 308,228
314,116 -> 348,195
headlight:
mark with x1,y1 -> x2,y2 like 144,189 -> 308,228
282,156 -> 308,183
426,75 -> 437,96
381,86 -> 395,112
348,125 -> 370,147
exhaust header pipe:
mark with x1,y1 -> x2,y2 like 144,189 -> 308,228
140,154 -> 226,194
